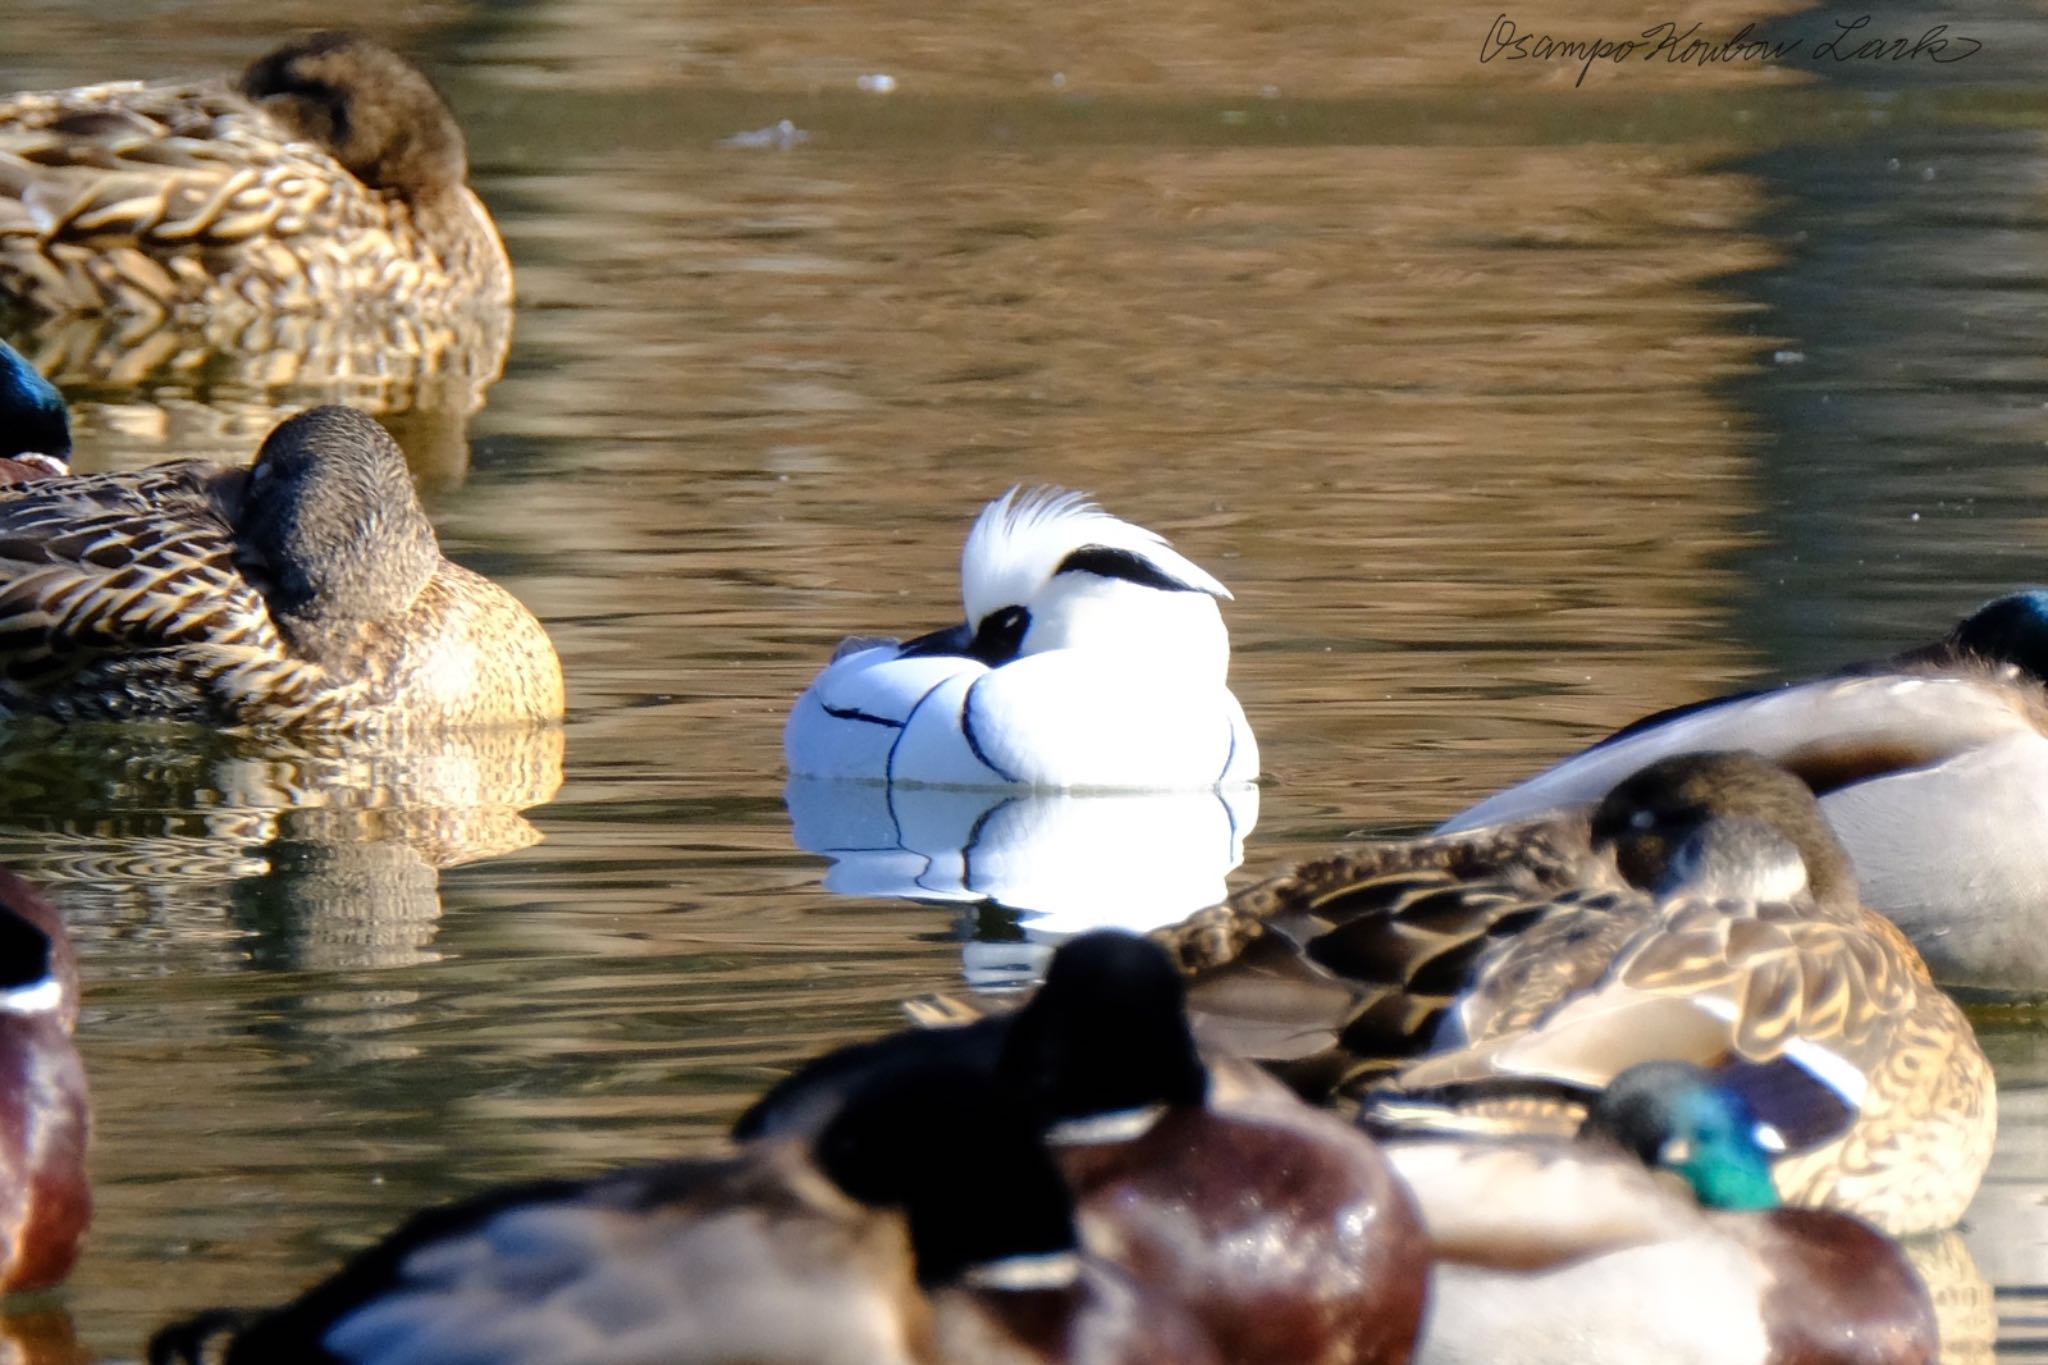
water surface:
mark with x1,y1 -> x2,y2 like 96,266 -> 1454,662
3,0 -> 2047,1356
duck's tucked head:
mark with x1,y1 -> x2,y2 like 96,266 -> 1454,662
999,930 -> 1209,1129
932,487 -> 1233,673
1582,1061 -> 1780,1211
0,341 -> 70,464
1589,751 -> 1855,908
814,1065 -> 1079,1290
237,406 -> 441,632
1655,816 -> 1810,904
1945,589 -> 2048,682
238,33 -> 469,200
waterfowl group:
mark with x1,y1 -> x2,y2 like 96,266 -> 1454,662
0,27 -> 2016,1365
1162,750 -> 1994,1237
149,932 -> 1945,1365
785,486 -> 1258,790
0,33 -> 511,322
1441,590 -> 2048,990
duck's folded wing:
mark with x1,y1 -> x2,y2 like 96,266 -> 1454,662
1440,671 -> 2043,832
0,83 -> 350,313
0,466 -> 295,718
1158,822 -> 1603,1094
1394,899 -> 1912,1109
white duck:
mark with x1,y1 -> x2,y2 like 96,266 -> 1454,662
785,487 -> 1258,790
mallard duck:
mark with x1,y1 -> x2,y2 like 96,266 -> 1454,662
147,1063 -> 1223,1365
0,866 -> 89,1294
742,931 -> 1428,1365
0,33 -> 511,321
0,337 -> 69,480
1440,591 -> 2048,990
0,403 -> 562,732
1388,1060 -> 1938,1365
1161,751 -> 1994,1236
784,487 -> 1258,789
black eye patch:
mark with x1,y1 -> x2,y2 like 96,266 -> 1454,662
1054,545 -> 1202,593
968,606 -> 1030,665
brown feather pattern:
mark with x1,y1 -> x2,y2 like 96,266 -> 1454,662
0,68 -> 509,320
1160,808 -> 1994,1236
0,460 -> 560,734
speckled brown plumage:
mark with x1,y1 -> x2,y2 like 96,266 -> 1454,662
0,406 -> 561,734
0,34 -> 510,322
1161,753 -> 1995,1236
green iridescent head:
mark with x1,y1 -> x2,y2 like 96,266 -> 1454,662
1582,1060 -> 1781,1211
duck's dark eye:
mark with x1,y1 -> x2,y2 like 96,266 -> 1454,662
968,606 -> 1030,665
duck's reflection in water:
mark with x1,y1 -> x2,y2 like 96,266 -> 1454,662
786,778 -> 1257,988
3,304 -> 508,487
0,722 -> 563,976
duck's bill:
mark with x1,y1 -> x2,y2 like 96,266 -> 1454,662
897,622 -> 975,658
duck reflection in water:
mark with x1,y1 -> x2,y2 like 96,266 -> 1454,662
786,778 -> 1258,987
0,721 -> 564,975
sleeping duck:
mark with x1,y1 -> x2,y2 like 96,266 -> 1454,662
1438,591 -> 2048,990
1388,1059 -> 1938,1365
785,487 -> 1258,790
148,1061 -> 1224,1365
0,402 -> 562,733
0,33 -> 511,321
742,931 -> 1429,1365
1161,751 -> 1995,1237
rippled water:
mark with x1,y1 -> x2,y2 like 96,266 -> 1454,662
5,0 -> 2048,1357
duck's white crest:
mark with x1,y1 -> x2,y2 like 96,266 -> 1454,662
962,485 -> 1230,626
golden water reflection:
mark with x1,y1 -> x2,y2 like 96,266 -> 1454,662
0,0 -> 2039,1357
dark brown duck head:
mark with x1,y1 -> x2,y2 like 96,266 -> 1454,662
1588,750 -> 1859,910
238,33 -> 470,204
236,406 -> 440,643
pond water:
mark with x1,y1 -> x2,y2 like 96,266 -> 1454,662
5,0 -> 2048,1357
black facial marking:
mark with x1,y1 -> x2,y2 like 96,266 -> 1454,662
966,606 -> 1030,666
1056,544 -> 1202,593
